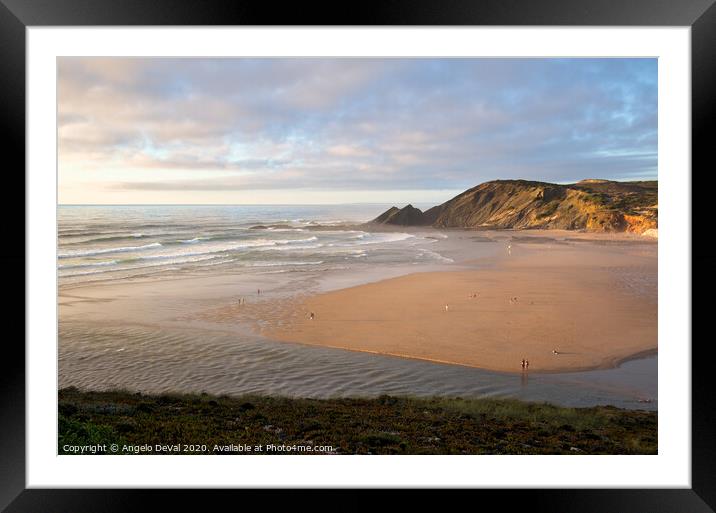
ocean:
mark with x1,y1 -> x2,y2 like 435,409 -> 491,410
58,204 -> 449,287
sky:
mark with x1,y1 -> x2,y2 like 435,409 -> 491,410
58,58 -> 657,205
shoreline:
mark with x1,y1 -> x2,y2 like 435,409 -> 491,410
255,336 -> 658,376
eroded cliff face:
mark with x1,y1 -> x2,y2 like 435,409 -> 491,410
370,179 -> 658,234
623,214 -> 658,234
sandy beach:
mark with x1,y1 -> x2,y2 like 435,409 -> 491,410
232,233 -> 657,374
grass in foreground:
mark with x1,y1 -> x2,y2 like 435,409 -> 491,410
58,388 -> 656,455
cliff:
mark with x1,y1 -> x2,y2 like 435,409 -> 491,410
370,179 -> 658,234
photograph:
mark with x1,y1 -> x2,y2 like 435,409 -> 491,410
57,56 -> 659,456
2,0 -> 711,505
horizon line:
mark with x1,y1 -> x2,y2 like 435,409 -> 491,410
57,202 -> 405,207
58,177 -> 659,207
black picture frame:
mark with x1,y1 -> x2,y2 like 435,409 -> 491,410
2,0 -> 712,510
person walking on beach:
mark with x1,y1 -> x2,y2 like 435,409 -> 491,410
257,288 -> 261,295
525,359 -> 530,370
507,244 -> 512,256
445,304 -> 449,313
309,312 -> 315,320
521,359 -> 526,370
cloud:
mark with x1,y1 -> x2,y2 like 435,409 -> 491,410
58,57 -> 657,202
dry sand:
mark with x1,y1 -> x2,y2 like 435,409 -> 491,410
237,236 -> 657,374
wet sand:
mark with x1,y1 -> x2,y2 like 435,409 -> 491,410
241,236 -> 657,374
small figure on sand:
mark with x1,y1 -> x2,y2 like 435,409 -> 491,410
238,297 -> 245,305
445,304 -> 449,312
309,312 -> 315,320
525,359 -> 530,370
521,359 -> 526,370
552,349 -> 559,355
509,296 -> 518,305
507,244 -> 512,256
257,288 -> 261,295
